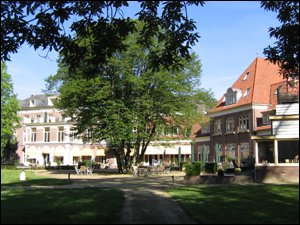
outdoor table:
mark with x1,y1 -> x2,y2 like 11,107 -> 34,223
16,166 -> 31,180
137,168 -> 147,176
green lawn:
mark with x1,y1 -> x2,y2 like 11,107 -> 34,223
167,184 -> 299,224
1,170 -> 70,186
1,188 -> 125,224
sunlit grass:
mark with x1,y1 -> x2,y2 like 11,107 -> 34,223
1,188 -> 125,224
1,170 -> 70,186
167,184 -> 299,224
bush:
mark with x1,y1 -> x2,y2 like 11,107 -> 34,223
185,161 -> 203,176
180,162 -> 188,168
78,160 -> 89,168
204,162 -> 217,173
221,162 -> 231,171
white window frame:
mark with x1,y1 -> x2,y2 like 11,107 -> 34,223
214,119 -> 222,134
240,143 -> 250,159
44,127 -> 50,142
239,115 -> 249,131
243,72 -> 250,81
263,113 -> 273,125
58,127 -> 64,142
226,144 -> 236,159
226,117 -> 235,133
198,146 -> 203,161
243,88 -> 251,97
31,128 -> 36,142
201,125 -> 210,134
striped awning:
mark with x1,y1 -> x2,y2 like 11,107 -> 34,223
144,146 -> 164,155
26,148 -> 36,156
96,149 -> 106,156
72,148 -> 81,157
54,148 -> 64,157
81,148 -> 93,156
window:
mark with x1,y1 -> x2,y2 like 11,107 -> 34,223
30,99 -> 36,107
226,90 -> 237,105
198,146 -> 203,161
201,125 -> 210,134
31,128 -> 36,142
23,131 -> 26,143
70,127 -> 80,143
44,127 -> 50,142
226,144 -> 236,160
240,143 -> 250,159
263,113 -> 273,125
58,127 -> 64,142
214,119 -> 222,134
243,72 -> 251,81
184,126 -> 192,137
243,88 -> 251,97
226,117 -> 235,133
239,115 -> 249,131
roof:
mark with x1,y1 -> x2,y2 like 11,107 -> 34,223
210,58 -> 285,113
19,93 -> 60,108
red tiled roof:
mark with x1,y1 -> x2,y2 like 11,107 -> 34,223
210,58 -> 285,113
255,125 -> 271,131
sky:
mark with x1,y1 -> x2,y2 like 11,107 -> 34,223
6,1 -> 281,101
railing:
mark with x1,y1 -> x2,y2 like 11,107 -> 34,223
23,116 -> 70,124
278,86 -> 299,104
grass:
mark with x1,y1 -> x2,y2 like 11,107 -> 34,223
1,188 -> 125,224
167,184 -> 299,224
1,170 -> 70,186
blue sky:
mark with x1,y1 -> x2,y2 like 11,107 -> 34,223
6,1 -> 280,101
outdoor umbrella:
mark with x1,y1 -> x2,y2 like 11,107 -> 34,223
215,143 -> 219,164
178,147 -> 181,167
202,145 -> 206,164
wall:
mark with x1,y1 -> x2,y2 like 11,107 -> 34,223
255,165 -> 299,183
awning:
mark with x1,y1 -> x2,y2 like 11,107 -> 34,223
42,148 -> 50,154
144,146 -> 164,155
96,149 -> 106,156
26,148 -> 36,156
81,148 -> 93,156
166,145 -> 191,155
72,148 -> 81,157
54,148 -> 64,157
27,155 -> 36,159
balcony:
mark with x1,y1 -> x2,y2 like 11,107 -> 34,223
277,85 -> 299,104
23,116 -> 70,124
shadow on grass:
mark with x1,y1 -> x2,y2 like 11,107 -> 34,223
167,184 -> 299,224
1,187 -> 125,224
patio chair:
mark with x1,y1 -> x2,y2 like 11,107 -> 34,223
87,167 -> 93,175
164,167 -> 170,174
74,166 -> 81,175
131,167 -> 138,176
158,165 -> 164,175
80,166 -> 87,175
146,166 -> 154,176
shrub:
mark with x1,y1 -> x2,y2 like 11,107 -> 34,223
204,162 -> 217,173
180,162 -> 188,168
221,162 -> 231,171
227,157 -> 233,162
185,161 -> 203,176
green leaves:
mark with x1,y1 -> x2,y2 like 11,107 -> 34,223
261,1 -> 299,78
1,62 -> 22,156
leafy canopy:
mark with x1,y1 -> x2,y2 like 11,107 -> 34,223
44,21 -> 216,173
1,62 -> 22,156
1,1 -> 205,78
261,1 -> 299,78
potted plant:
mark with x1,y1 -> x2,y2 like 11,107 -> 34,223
234,168 -> 242,176
217,168 -> 225,176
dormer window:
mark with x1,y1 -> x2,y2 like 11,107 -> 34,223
243,72 -> 250,81
224,88 -> 242,106
30,99 -> 36,107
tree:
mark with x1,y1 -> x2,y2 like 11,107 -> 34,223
1,62 -> 21,156
261,1 -> 299,78
1,1 -> 205,78
43,21 -> 216,173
